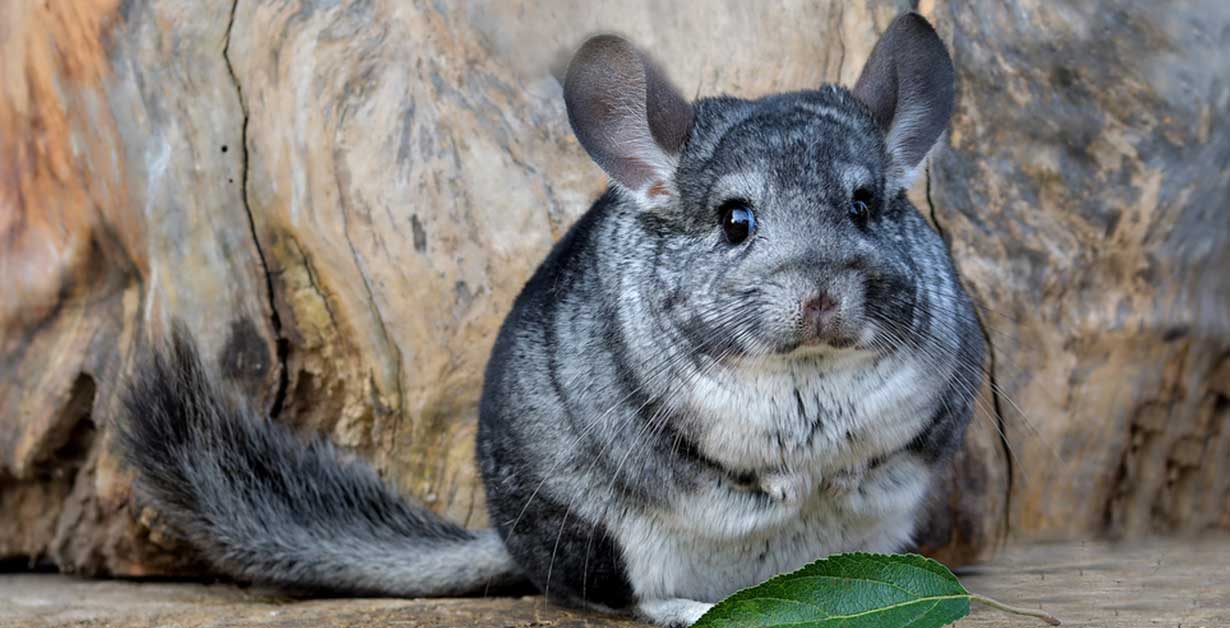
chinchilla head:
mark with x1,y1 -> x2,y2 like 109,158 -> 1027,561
564,13 -> 957,358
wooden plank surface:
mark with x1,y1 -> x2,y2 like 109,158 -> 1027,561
1,537 -> 1226,627
957,537 -> 1229,627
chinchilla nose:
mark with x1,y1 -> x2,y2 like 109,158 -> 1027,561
801,293 -> 838,336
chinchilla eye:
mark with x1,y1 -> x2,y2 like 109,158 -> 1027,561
720,200 -> 756,244
849,187 -> 874,226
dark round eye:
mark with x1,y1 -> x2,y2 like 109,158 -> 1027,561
849,187 -> 874,226
720,200 -> 757,244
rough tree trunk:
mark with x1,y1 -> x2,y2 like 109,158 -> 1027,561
1,0 -> 1226,577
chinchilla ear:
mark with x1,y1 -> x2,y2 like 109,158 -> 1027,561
564,35 -> 694,207
852,13 -> 955,191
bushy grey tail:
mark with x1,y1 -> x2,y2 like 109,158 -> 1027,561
116,326 -> 525,596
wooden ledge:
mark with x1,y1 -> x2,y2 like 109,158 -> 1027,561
2,537 -> 1227,627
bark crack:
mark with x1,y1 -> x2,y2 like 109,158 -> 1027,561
926,163 -> 1015,542
224,0 -> 289,419
834,3 -> 847,81
287,236 -> 341,331
330,153 -> 408,463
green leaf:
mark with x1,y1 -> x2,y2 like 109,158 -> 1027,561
692,553 -> 970,628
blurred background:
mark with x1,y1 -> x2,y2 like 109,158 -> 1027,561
1,0 -> 1227,589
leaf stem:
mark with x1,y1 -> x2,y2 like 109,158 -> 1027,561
970,592 -> 1061,625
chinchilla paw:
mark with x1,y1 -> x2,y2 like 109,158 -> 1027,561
822,467 -> 866,497
759,472 -> 815,504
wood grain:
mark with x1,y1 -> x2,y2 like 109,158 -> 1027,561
926,0 -> 1230,539
0,0 -> 277,574
0,0 -> 1225,578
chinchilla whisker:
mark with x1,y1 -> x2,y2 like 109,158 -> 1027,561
886,311 -> 1051,449
507,312 -> 762,543
504,338 -> 726,539
871,314 -> 1065,472
871,319 -> 1010,446
875,291 -> 1021,346
910,282 -> 1021,322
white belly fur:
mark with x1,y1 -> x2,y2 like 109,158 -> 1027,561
615,453 -> 931,602
617,348 -> 943,602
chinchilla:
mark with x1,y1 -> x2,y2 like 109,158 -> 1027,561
116,12 -> 983,627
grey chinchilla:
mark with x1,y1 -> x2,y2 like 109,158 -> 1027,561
116,12 -> 983,627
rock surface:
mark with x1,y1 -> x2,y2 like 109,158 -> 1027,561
1,0 -> 1227,577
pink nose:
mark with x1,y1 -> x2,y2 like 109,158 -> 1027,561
802,293 -> 838,332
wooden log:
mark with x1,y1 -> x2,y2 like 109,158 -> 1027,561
0,0 -> 1224,578
0,0 -> 277,575
925,0 -> 1230,538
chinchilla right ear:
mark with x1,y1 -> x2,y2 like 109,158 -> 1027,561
564,35 -> 694,207
852,13 -> 956,192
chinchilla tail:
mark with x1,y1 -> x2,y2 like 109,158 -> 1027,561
115,324 -> 525,596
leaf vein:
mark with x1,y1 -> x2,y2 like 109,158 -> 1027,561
774,573 -> 924,598
727,594 -> 967,624
824,595 -> 965,622
896,600 -> 941,628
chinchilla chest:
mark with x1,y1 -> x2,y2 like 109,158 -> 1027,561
611,352 -> 943,602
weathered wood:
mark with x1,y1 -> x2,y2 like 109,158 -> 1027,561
0,0 -> 1226,579
0,0 -> 276,575
2,538 -> 1227,627
926,0 -> 1230,538
958,537 -> 1230,627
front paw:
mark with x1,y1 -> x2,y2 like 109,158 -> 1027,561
822,466 -> 865,497
638,598 -> 715,627
759,472 -> 814,504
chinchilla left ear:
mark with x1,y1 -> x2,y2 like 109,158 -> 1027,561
564,35 -> 694,207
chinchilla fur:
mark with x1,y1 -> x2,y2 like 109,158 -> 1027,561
117,12 -> 984,627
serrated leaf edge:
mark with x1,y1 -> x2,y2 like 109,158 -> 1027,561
693,552 -> 969,627
699,593 -> 968,625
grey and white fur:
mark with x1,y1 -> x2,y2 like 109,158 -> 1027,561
117,13 -> 984,628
